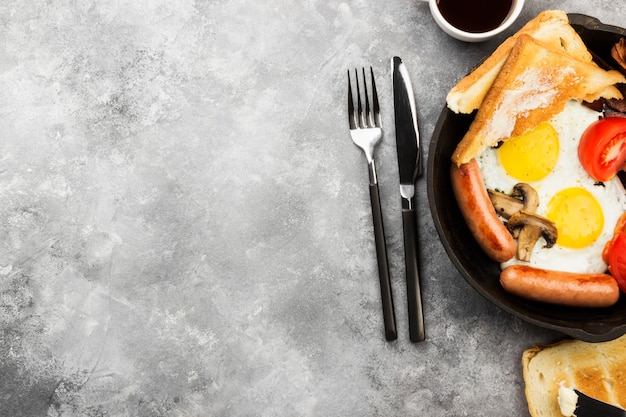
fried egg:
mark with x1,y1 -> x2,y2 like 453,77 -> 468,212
477,100 -> 626,274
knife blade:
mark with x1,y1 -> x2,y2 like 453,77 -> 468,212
391,56 -> 425,342
572,390 -> 626,417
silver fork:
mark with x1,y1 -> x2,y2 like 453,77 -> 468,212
348,67 -> 397,341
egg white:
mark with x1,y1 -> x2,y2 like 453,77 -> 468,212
477,100 -> 626,274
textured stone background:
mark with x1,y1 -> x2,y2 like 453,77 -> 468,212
1,1 -> 624,416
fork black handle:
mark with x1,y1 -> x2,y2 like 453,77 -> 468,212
402,207 -> 425,342
369,182 -> 397,341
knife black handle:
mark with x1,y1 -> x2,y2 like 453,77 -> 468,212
369,182 -> 397,341
402,208 -> 425,342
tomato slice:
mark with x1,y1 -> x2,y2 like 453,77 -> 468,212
578,117 -> 626,182
609,232 -> 626,293
603,212 -> 626,263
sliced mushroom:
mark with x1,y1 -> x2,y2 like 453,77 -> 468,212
606,97 -> 626,114
511,183 -> 539,212
488,190 -> 523,219
488,183 -> 539,219
611,37 -> 626,72
506,210 -> 558,262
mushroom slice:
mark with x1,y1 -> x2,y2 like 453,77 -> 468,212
488,183 -> 539,219
511,183 -> 539,212
488,189 -> 523,219
506,210 -> 558,262
611,38 -> 626,72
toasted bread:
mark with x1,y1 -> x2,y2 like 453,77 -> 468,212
451,34 -> 626,166
522,335 -> 626,417
446,10 -> 594,114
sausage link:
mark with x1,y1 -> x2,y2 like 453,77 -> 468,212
500,265 -> 620,308
450,159 -> 516,262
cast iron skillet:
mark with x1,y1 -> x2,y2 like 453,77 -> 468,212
427,14 -> 626,342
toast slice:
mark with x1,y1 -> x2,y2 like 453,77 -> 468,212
446,10 -> 595,114
451,34 -> 626,166
522,335 -> 626,417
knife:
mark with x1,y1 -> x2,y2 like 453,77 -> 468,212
391,56 -> 425,342
570,390 -> 626,417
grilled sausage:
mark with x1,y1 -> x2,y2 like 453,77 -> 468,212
450,159 -> 516,263
500,265 -> 620,308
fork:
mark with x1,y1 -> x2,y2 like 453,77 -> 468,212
348,67 -> 397,341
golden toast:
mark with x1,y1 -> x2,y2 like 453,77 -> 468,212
446,10 -> 594,114
522,335 -> 626,417
451,34 -> 626,166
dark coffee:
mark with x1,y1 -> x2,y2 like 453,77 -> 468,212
437,0 -> 514,33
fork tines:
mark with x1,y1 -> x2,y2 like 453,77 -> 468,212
347,67 -> 381,130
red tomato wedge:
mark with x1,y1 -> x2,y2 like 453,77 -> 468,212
603,212 -> 626,263
609,232 -> 626,293
578,117 -> 626,182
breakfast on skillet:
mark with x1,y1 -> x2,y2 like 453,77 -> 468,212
447,10 -> 626,308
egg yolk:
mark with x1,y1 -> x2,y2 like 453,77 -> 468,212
498,122 -> 559,181
546,187 -> 604,249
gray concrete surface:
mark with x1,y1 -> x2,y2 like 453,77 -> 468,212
1,1 -> 624,416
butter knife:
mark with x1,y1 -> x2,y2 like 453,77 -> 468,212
391,56 -> 425,342
572,389 -> 626,417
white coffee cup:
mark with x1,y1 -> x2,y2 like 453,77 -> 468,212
427,0 -> 525,42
